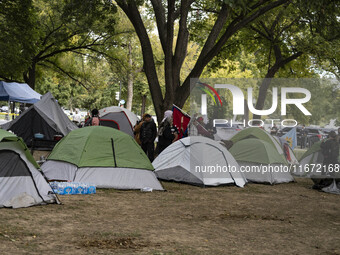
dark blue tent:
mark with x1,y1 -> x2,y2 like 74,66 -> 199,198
0,81 -> 41,104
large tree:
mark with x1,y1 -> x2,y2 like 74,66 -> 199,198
115,0 -> 291,122
0,0 -> 117,89
247,1 -> 340,119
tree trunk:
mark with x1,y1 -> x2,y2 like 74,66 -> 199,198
116,0 -> 289,124
253,52 -> 303,120
126,42 -> 134,111
23,64 -> 36,89
252,71 -> 277,120
141,94 -> 146,116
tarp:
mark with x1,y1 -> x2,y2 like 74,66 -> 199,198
0,81 -> 41,104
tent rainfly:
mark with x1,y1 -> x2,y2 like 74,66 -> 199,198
1,92 -> 78,146
231,127 -> 298,166
0,129 -> 58,208
153,136 -> 247,187
229,138 -> 294,184
41,126 -> 163,190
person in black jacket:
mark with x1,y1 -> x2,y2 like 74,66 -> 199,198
312,131 -> 339,190
156,110 -> 179,155
140,114 -> 157,161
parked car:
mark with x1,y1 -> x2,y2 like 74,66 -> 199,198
214,119 -> 244,140
320,128 -> 337,138
0,106 -> 9,113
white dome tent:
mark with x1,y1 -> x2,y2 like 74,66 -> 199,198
0,130 -> 58,208
153,136 -> 247,187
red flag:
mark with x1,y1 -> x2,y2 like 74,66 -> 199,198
172,105 -> 191,139
284,144 -> 291,162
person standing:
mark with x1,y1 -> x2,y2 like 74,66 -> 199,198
85,109 -> 100,126
134,114 -> 147,145
300,125 -> 308,149
140,114 -> 157,161
73,109 -> 82,127
195,116 -> 214,139
313,131 -> 339,190
156,110 -> 179,154
270,124 -> 278,135
321,131 -> 339,168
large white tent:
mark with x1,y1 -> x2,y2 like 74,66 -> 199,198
153,136 -> 247,187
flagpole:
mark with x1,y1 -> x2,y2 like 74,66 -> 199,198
172,104 -> 191,118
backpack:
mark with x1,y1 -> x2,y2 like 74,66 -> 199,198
85,116 -> 100,126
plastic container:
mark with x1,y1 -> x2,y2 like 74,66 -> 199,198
34,133 -> 44,139
140,187 -> 153,192
49,182 -> 96,195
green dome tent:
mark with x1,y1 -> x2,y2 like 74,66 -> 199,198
299,140 -> 340,194
231,127 -> 298,165
0,129 -> 58,208
41,126 -> 163,190
229,138 -> 294,184
231,127 -> 284,153
299,141 -> 340,177
296,141 -> 323,176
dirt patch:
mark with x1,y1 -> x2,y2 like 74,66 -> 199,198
218,212 -> 291,222
81,236 -> 150,250
32,150 -> 51,161
0,178 -> 339,254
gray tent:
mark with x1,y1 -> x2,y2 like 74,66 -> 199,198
0,129 -> 58,208
99,111 -> 134,137
1,92 -> 78,146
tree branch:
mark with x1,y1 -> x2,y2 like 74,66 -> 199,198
150,0 -> 167,52
41,60 -> 89,91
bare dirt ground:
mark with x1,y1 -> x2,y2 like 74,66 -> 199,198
0,178 -> 339,255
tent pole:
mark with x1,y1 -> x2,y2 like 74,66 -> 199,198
12,102 -> 15,120
6,100 -> 10,120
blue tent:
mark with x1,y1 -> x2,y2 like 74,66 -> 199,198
0,81 -> 41,104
